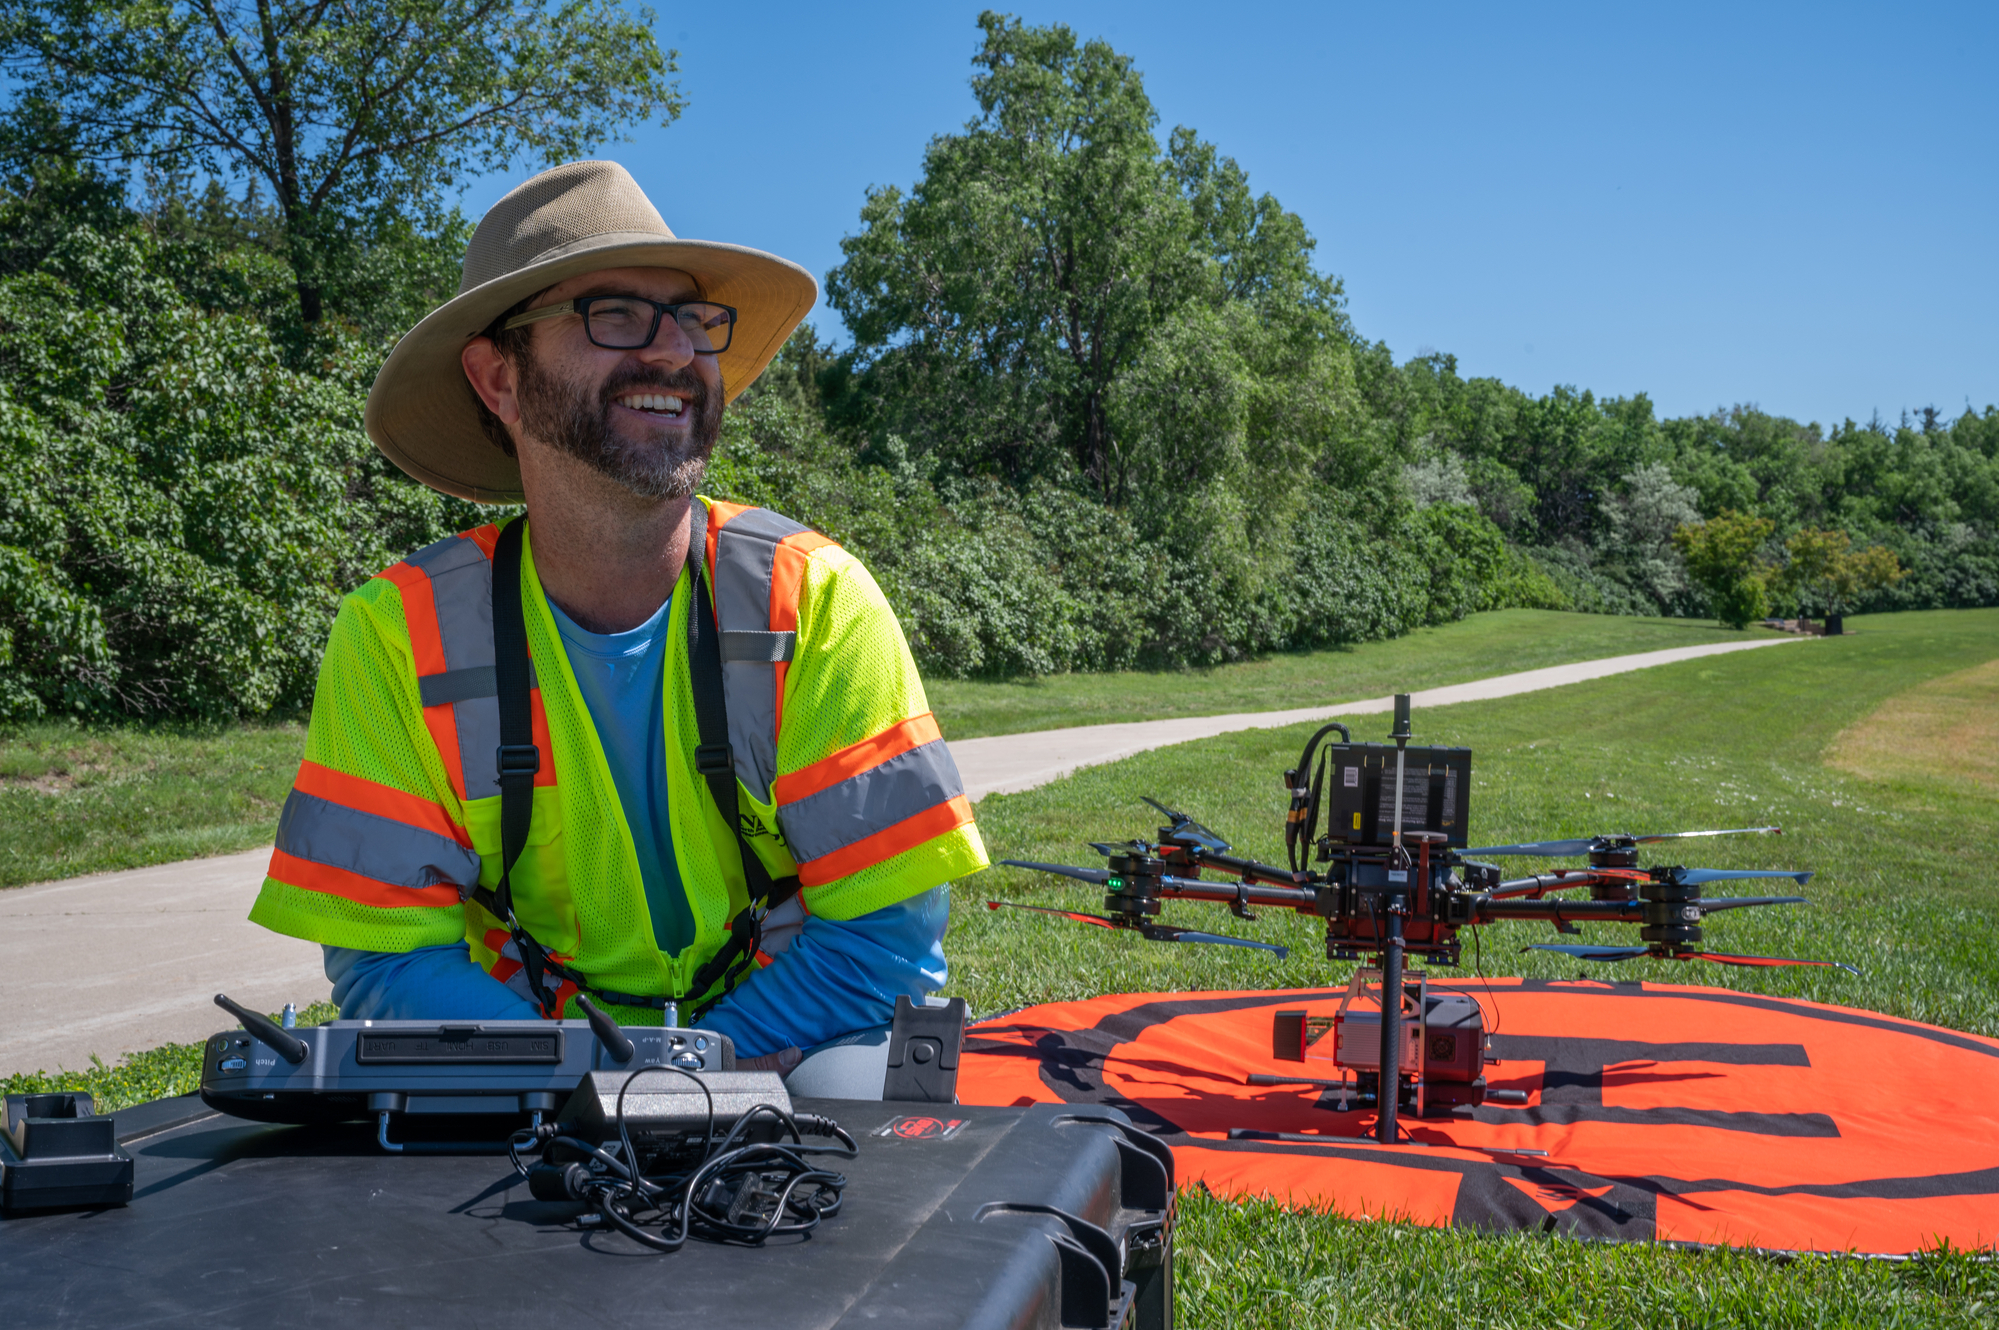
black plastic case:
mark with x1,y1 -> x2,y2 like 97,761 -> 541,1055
0,1093 -> 1174,1329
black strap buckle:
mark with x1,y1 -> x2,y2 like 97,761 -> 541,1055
694,742 -> 734,777
496,744 -> 541,778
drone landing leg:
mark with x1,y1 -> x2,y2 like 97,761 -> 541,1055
1377,899 -> 1405,1146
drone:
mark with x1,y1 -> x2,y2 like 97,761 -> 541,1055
988,694 -> 1855,1145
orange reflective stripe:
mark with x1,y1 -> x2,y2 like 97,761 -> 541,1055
268,847 -> 462,910
377,561 -> 447,676
796,794 -> 975,889
420,704 -> 467,802
292,760 -> 469,846
461,523 -> 500,559
773,713 -> 944,807
770,530 -> 835,739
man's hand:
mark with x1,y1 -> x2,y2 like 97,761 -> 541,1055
737,1046 -> 802,1076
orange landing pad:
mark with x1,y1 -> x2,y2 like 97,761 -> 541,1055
957,980 -> 1999,1253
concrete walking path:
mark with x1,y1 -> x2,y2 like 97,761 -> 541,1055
951,636 -> 1804,797
1,634 -> 1803,1078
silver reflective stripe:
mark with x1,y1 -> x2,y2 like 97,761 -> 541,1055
274,789 -> 482,893
417,663 -> 539,709
711,507 -> 813,799
721,630 -> 795,663
492,936 -> 541,1005
777,738 -> 966,865
405,531 -> 509,800
758,894 -> 806,959
419,665 -> 494,708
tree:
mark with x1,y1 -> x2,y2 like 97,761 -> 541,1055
0,0 -> 684,323
1781,528 -> 1906,634
825,11 -> 1345,503
1672,510 -> 1774,628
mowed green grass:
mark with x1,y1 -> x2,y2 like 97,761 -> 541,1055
0,610 -> 1767,889
945,608 -> 1999,1327
929,608 -> 1774,739
7,608 -> 1994,1324
0,715 -> 305,887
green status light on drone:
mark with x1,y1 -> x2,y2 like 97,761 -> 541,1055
1107,877 -> 1125,890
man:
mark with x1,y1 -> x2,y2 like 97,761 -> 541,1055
249,160 -> 987,1094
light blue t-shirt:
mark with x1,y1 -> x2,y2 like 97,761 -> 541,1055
545,595 -> 691,954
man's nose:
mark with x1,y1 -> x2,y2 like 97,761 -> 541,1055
633,315 -> 698,370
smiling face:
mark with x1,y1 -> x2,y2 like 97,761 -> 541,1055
475,265 -> 726,501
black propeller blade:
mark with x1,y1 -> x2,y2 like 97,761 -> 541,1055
1522,943 -> 1651,963
1137,923 -> 1289,958
999,859 -> 1116,886
1142,796 -> 1232,852
1466,827 -> 1784,857
984,900 -> 1116,928
1522,942 -> 1858,976
1690,951 -> 1861,976
1694,895 -> 1810,913
1671,868 -> 1812,887
986,900 -> 1287,958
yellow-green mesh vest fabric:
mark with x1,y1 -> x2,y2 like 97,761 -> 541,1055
250,506 -> 988,1017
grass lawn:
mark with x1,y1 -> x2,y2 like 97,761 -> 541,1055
7,607 -> 1992,1324
949,607 -> 1999,1325
0,609 -> 1769,890
0,714 -> 306,888
928,608 -> 1777,740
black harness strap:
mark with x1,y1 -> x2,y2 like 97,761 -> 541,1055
475,507 -> 800,1021
680,501 -> 802,1018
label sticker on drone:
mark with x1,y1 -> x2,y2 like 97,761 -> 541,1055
874,1115 -> 966,1141
1344,766 -> 1359,788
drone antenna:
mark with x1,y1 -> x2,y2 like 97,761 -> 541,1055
1390,694 -> 1412,859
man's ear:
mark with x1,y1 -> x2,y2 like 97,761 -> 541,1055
462,336 -> 521,425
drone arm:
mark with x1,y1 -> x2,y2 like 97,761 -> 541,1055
1490,872 -> 1629,900
1188,849 -> 1312,888
1156,877 -> 1318,912
1470,896 -> 1646,925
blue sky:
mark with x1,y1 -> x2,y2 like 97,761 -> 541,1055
461,2 -> 1997,428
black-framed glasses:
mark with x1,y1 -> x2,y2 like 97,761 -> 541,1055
502,296 -> 737,354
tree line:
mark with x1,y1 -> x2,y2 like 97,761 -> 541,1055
0,10 -> 1990,719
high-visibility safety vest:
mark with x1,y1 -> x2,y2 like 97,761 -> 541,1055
250,499 -> 988,1019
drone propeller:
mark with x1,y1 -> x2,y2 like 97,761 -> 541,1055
1465,827 -> 1783,858
1522,943 -> 1650,963
984,900 -> 1115,928
985,901 -> 1287,958
1692,895 -> 1810,913
999,859 -> 1117,886
1523,942 -> 1859,975
1671,868 -> 1812,887
1142,797 -> 1232,853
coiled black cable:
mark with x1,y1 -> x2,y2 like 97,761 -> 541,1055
511,1064 -> 857,1253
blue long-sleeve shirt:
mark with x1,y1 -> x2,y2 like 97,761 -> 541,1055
321,589 -> 950,1056
323,885 -> 948,1055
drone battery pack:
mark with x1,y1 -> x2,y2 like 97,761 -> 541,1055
1318,743 -> 1472,849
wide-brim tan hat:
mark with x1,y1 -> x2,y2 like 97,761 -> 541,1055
365,160 -> 818,503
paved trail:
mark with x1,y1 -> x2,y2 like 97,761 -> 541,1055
1,635 -> 1802,1078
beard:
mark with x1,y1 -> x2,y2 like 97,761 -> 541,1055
514,353 -> 723,500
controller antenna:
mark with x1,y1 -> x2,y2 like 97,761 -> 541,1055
214,993 -> 308,1065
575,994 -> 635,1064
